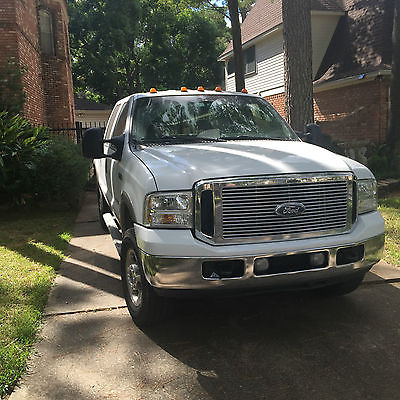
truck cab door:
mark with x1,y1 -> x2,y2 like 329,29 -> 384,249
97,103 -> 121,207
104,101 -> 129,218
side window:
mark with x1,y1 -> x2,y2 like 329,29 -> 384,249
38,9 -> 55,56
104,104 -> 121,139
112,103 -> 129,137
245,46 -> 256,74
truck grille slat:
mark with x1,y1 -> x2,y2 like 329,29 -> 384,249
195,174 -> 353,244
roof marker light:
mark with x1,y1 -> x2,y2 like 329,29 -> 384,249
149,88 -> 157,93
215,86 -> 222,92
197,86 -> 205,92
241,88 -> 248,94
181,86 -> 188,92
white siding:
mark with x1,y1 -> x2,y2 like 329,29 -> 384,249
226,29 -> 284,95
224,13 -> 341,95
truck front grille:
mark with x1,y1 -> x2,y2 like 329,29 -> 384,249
194,174 -> 354,245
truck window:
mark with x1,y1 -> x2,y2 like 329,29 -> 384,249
112,102 -> 129,137
104,104 -> 121,139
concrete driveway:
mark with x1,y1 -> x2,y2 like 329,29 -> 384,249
10,192 -> 400,400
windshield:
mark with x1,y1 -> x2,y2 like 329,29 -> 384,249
131,95 -> 298,144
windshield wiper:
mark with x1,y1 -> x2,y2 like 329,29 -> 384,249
221,135 -> 289,141
140,135 -> 226,145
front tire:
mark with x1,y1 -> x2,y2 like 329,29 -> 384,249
121,229 -> 170,326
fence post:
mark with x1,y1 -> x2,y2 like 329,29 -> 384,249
76,121 -> 83,143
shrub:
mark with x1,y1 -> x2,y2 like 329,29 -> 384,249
0,112 -> 90,207
0,112 -> 50,204
32,136 -> 91,206
367,143 -> 393,180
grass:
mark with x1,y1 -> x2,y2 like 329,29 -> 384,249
378,195 -> 400,267
0,208 -> 76,397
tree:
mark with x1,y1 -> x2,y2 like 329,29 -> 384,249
227,0 -> 245,91
387,0 -> 400,174
238,0 -> 254,21
282,0 -> 314,131
68,0 -> 229,103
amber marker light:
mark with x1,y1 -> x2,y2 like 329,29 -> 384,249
149,87 -> 157,93
215,86 -> 222,92
181,86 -> 188,92
197,86 -> 205,92
241,88 -> 248,94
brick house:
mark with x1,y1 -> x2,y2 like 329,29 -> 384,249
0,0 -> 74,127
219,0 -> 393,156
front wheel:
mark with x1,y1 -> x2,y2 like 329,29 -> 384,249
121,229 -> 170,326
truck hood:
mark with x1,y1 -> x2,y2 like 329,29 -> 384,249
135,140 -> 357,191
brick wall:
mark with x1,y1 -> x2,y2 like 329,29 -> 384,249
40,0 -> 74,127
0,0 -> 74,127
265,78 -> 389,145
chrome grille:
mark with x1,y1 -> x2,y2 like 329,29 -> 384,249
194,174 -> 354,245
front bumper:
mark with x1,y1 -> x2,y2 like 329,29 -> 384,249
138,233 -> 384,291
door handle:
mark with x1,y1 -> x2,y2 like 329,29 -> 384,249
118,172 -> 123,180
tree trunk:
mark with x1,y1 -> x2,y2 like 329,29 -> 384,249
387,0 -> 400,174
282,0 -> 314,132
227,0 -> 245,91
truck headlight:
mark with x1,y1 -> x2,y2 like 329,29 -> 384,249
357,179 -> 377,214
144,192 -> 193,228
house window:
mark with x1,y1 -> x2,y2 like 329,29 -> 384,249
245,46 -> 256,74
226,46 -> 256,76
38,9 -> 55,56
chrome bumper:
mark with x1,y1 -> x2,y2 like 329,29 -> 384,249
139,234 -> 384,291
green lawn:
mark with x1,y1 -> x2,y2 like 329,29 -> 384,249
0,208 -> 76,397
379,196 -> 400,267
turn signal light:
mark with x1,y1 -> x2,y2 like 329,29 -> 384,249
197,86 -> 205,92
241,88 -> 248,94
149,88 -> 157,93
215,86 -> 222,92
181,86 -> 188,92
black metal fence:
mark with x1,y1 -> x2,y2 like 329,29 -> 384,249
46,121 -> 106,143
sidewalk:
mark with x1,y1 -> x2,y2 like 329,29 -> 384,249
9,191 -> 400,400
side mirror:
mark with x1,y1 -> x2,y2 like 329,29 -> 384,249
296,130 -> 311,141
104,135 -> 124,161
82,128 -> 125,161
82,127 -> 105,159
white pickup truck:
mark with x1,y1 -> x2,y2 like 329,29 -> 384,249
82,89 -> 385,325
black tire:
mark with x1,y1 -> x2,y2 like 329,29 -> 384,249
121,228 -> 170,326
319,272 -> 365,296
97,186 -> 110,232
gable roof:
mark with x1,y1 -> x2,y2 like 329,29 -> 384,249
220,0 -> 344,58
315,0 -> 393,84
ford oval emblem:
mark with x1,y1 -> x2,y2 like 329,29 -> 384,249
275,202 -> 306,217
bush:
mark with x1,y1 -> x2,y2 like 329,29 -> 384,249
0,112 -> 50,204
0,112 -> 90,207
367,143 -> 393,180
32,136 -> 91,206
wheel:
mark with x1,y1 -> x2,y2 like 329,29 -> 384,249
97,186 -> 110,232
319,272 -> 365,296
121,229 -> 170,326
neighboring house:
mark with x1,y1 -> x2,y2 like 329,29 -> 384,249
74,96 -> 112,128
219,0 -> 393,153
0,0 -> 74,127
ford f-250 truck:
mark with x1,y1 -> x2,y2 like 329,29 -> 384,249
82,88 -> 385,325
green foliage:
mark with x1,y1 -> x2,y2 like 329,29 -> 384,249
0,112 -> 50,204
32,136 -> 91,206
68,0 -> 230,103
367,143 -> 396,179
0,112 -> 90,206
0,59 -> 26,115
